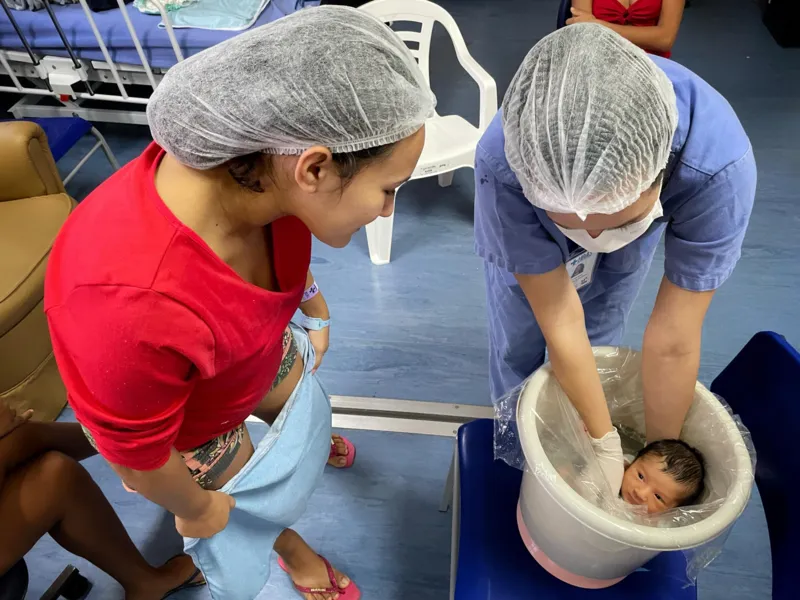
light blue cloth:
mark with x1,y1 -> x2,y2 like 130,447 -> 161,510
475,57 -> 757,400
160,0 -> 276,31
184,324 -> 332,600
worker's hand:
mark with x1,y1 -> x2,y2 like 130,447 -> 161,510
589,428 -> 625,495
566,7 -> 599,25
175,491 -> 236,539
0,401 -> 33,441
307,326 -> 330,374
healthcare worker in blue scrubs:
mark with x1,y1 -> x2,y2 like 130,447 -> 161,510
475,24 -> 756,494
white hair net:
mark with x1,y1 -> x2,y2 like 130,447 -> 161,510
147,5 -> 435,170
502,23 -> 678,217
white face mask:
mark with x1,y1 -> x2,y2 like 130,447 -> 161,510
555,199 -> 664,254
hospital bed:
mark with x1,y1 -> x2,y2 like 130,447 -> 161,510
0,0 -> 316,124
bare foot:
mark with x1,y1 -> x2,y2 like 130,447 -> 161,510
326,434 -> 349,468
276,530 -> 352,600
126,554 -> 204,600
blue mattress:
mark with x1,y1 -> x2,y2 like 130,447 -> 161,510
0,0 -> 314,69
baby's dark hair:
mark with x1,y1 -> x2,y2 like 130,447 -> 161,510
635,439 -> 706,506
227,144 -> 395,193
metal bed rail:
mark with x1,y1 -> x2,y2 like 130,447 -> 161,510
0,0 -> 180,123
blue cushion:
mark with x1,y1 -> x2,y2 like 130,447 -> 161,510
26,117 -> 92,163
455,419 -> 696,600
711,331 -> 799,600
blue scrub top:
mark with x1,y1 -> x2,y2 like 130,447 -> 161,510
474,56 -> 757,293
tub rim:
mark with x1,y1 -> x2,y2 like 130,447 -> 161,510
516,346 -> 754,551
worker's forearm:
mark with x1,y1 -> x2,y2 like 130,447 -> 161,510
111,449 -> 211,520
547,323 -> 614,439
642,327 -> 700,442
0,422 -> 96,471
516,268 -> 613,439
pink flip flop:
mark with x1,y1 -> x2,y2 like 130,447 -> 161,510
328,435 -> 356,468
277,555 -> 360,599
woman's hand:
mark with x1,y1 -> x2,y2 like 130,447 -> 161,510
566,7 -> 599,25
175,490 -> 236,539
307,326 -> 330,374
0,401 -> 33,441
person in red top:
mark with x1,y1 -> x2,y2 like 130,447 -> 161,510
45,6 -> 434,600
568,0 -> 685,58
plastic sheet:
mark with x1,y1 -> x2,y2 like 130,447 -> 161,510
495,347 -> 756,584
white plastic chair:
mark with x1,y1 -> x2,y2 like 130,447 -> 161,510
360,0 -> 497,265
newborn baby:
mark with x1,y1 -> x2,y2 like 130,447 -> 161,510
621,440 -> 705,514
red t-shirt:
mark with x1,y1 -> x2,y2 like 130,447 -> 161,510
593,0 -> 671,58
45,143 -> 311,470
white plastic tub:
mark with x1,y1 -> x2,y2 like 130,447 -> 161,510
516,347 -> 753,587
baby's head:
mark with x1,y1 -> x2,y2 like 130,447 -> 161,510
621,439 -> 705,514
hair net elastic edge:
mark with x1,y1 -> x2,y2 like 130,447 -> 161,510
261,123 -> 427,156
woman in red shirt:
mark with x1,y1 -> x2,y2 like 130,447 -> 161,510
45,6 -> 434,600
568,0 -> 685,58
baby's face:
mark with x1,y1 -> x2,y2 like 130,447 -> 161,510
621,455 -> 689,514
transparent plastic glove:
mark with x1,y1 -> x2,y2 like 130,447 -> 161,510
589,427 -> 625,495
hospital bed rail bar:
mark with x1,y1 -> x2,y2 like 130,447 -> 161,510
7,93 -> 151,125
149,0 -> 185,62
0,1 -> 42,68
0,53 -> 95,95
0,0 -> 53,91
41,0 -> 95,97
115,0 -> 159,90
0,50 -> 24,90
77,0 -> 131,99
1,50 -> 44,84
1,50 -> 165,88
90,60 -> 166,85
0,0 -> 184,121
42,0 -> 82,70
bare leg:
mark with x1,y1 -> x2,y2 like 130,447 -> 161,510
0,451 -> 202,600
0,422 -> 97,473
274,529 -> 352,600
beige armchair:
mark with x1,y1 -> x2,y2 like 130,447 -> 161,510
0,121 -> 76,422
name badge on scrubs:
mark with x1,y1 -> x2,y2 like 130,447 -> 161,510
567,249 -> 597,290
